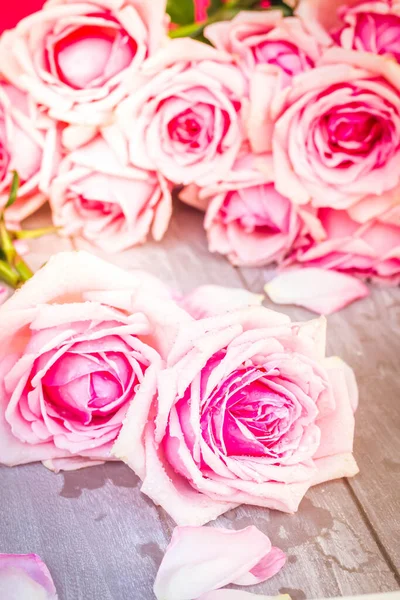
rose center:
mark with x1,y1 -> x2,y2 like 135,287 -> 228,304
323,107 -> 385,157
168,111 -> 204,148
52,20 -> 137,89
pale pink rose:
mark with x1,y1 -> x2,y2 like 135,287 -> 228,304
265,49 -> 400,217
0,286 -> 8,305
185,153 -> 302,267
206,11 -> 325,154
114,306 -> 359,525
0,0 -> 168,126
0,81 -> 53,224
290,206 -> 400,286
206,10 -> 322,78
296,0 -> 400,57
117,38 -> 246,186
154,526 -> 285,600
0,553 -> 57,599
50,134 -> 172,252
0,251 -> 189,472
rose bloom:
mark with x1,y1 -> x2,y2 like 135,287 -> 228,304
290,206 -> 400,285
0,0 -> 168,126
334,1 -> 400,61
206,11 -> 325,154
0,81 -> 53,224
264,49 -> 400,218
115,305 -> 359,525
206,10 -> 322,77
50,133 -> 172,252
297,0 -> 400,62
0,251 -> 187,472
181,154 -> 301,267
117,38 -> 246,186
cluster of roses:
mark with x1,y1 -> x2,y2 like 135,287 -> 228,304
0,251 -> 358,526
0,0 -> 399,283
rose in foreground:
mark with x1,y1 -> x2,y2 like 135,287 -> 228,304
50,134 -> 172,252
0,553 -> 57,599
114,306 -> 359,525
0,251 -> 188,472
181,154 -> 301,267
154,526 -> 285,600
117,39 -> 246,186
0,82 -> 52,224
267,49 -> 400,218
291,207 -> 400,286
0,0 -> 168,126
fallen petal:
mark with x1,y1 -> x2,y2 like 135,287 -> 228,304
0,553 -> 58,599
154,526 -> 285,600
181,285 -> 263,319
265,268 -> 369,315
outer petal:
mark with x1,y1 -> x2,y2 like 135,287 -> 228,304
0,553 -> 58,600
154,526 -> 285,600
181,286 -> 263,319
265,268 -> 369,314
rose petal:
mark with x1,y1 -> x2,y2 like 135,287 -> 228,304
154,525 -> 285,600
181,286 -> 263,319
265,268 -> 369,314
0,553 -> 57,600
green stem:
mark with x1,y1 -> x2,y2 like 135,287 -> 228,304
0,260 -> 19,288
169,0 -> 277,40
14,256 -> 33,283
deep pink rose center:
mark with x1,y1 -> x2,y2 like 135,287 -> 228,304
49,16 -> 137,89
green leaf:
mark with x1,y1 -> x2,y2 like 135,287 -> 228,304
169,21 -> 205,38
167,0 -> 195,25
5,171 -> 20,209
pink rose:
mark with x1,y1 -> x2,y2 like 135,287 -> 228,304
334,1 -> 400,62
115,305 -> 359,526
181,154 -> 301,267
0,0 -> 168,126
117,39 -> 246,186
0,251 -> 187,472
206,10 -> 321,78
265,49 -> 400,217
0,553 -> 57,599
297,0 -> 400,60
291,206 -> 400,285
0,82 -> 52,224
206,11 -> 325,154
50,134 -> 172,252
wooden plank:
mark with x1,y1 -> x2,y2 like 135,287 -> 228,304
239,265 -> 400,577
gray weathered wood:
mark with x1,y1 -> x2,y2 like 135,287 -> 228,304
0,203 -> 399,599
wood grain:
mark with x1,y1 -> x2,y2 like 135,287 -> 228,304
0,202 -> 399,599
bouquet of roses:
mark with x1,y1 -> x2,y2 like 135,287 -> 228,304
0,0 -> 398,313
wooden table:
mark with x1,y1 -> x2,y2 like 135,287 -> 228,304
1,203 -> 399,600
